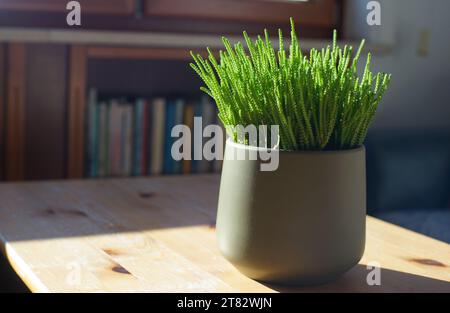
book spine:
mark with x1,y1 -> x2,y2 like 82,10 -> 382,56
108,100 -> 121,176
172,99 -> 185,175
191,100 -> 203,174
133,99 -> 144,176
199,96 -> 216,173
182,103 -> 194,175
97,102 -> 109,177
163,100 -> 175,174
87,94 -> 221,178
119,107 -> 126,176
122,104 -> 133,176
134,0 -> 143,18
150,98 -> 166,175
141,100 -> 149,176
86,88 -> 98,178
213,109 -> 225,173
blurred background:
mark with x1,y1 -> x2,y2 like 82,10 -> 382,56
0,0 -> 448,244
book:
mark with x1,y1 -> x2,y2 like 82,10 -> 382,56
191,99 -> 203,174
121,104 -> 133,176
134,0 -> 143,18
182,103 -> 194,175
198,96 -> 216,173
163,100 -> 176,174
133,99 -> 145,176
150,98 -> 166,175
141,100 -> 150,176
213,113 -> 226,173
86,88 -> 98,178
97,102 -> 109,177
108,100 -> 122,176
86,93 -> 223,178
172,98 -> 185,174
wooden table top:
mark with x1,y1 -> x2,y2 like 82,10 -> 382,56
0,175 -> 448,293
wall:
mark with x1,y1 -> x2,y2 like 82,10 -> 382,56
344,0 -> 450,130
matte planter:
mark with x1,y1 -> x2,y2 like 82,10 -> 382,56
216,139 -> 366,285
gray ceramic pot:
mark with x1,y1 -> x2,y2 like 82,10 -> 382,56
216,139 -> 366,285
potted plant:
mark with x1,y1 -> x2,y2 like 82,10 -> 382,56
191,19 -> 391,285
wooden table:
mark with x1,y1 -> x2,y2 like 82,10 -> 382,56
0,175 -> 448,293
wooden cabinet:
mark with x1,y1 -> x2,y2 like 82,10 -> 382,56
0,42 -> 203,180
0,0 -> 136,16
1,43 -> 68,181
144,0 -> 337,27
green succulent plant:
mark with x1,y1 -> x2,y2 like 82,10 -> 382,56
190,19 -> 391,150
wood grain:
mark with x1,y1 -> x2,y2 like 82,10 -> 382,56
0,175 -> 448,293
5,43 -> 26,181
67,45 -> 87,179
25,44 -> 67,180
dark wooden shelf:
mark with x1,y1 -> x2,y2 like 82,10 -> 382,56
87,46 -> 204,61
67,45 -> 211,178
0,0 -> 340,38
0,0 -> 136,16
144,0 -> 337,26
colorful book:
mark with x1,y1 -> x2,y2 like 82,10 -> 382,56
141,100 -> 150,176
133,99 -> 145,176
120,104 -> 133,176
150,98 -> 166,175
198,96 -> 216,173
134,0 -> 143,18
86,93 -> 222,178
163,100 -> 176,174
97,102 -> 109,177
213,113 -> 226,173
191,99 -> 203,174
108,100 -> 122,176
182,103 -> 194,175
172,99 -> 185,175
86,88 -> 98,178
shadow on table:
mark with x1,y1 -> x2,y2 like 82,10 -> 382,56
0,253 -> 30,293
263,264 -> 450,293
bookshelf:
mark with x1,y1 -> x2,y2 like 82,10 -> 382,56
68,46 -> 211,179
0,0 -> 343,181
